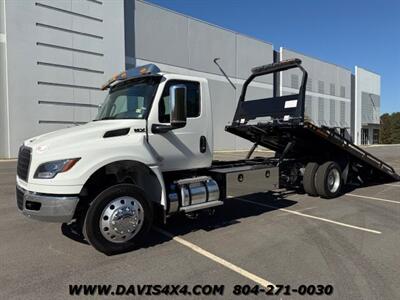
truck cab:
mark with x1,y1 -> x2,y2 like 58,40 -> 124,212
16,64 -> 220,254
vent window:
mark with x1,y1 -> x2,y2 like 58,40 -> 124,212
330,83 -> 335,96
318,81 -> 324,94
291,74 -> 299,89
306,78 -> 312,91
340,86 -> 346,98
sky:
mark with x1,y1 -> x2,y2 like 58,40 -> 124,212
147,0 -> 399,114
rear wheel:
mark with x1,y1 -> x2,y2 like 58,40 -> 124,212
315,161 -> 343,198
303,162 -> 319,196
83,184 -> 153,255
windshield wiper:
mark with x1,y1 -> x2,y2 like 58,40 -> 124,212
94,117 -> 116,121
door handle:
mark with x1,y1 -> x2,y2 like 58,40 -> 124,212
200,136 -> 207,153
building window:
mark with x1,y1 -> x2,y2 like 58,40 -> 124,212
305,95 -> 312,120
361,128 -> 369,145
330,83 -> 335,96
340,101 -> 346,125
373,129 -> 379,144
330,99 -> 336,126
159,80 -> 201,123
318,81 -> 324,94
340,86 -> 346,98
291,74 -> 299,89
318,97 -> 324,124
306,78 -> 312,91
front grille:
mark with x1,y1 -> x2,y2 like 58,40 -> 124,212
16,187 -> 24,210
17,146 -> 32,181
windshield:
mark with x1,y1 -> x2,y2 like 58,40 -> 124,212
96,78 -> 160,120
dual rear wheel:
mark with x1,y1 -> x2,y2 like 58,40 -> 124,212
303,161 -> 343,198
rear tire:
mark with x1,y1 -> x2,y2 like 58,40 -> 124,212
83,184 -> 153,255
303,162 -> 319,196
315,161 -> 343,199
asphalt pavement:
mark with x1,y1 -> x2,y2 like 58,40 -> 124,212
0,145 -> 399,299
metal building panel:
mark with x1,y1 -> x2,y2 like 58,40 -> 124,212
38,0 -> 72,11
340,86 -> 346,98
236,34 -> 273,83
305,95 -> 312,121
340,101 -> 346,125
134,0 -> 189,68
4,0 -> 124,157
0,0 -> 5,33
318,97 -> 324,124
281,48 -> 351,96
291,74 -> 299,89
330,99 -> 336,126
361,92 -> 380,124
330,83 -> 335,96
306,77 -> 312,91
188,19 -> 236,77
71,0 -> 104,20
0,42 -> 8,157
318,80 -> 324,93
208,79 -> 236,150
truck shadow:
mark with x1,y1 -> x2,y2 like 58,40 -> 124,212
61,190 -> 298,253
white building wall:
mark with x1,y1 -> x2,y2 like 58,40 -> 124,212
0,0 -> 10,157
280,47 -> 352,135
1,0 -> 125,158
0,0 -> 382,157
133,0 -> 274,151
354,66 -> 381,144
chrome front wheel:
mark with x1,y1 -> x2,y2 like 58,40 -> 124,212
84,184 -> 153,255
99,196 -> 144,243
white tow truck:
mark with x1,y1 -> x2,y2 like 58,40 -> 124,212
16,60 -> 399,254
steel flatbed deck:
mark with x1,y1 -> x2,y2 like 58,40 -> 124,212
224,59 -> 399,186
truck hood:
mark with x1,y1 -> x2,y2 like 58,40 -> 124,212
25,120 -> 146,155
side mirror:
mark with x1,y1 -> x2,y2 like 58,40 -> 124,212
169,85 -> 187,128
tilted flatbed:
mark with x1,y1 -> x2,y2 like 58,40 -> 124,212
221,59 -> 399,195
226,121 -> 399,182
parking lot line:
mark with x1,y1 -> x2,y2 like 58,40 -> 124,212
231,196 -> 382,234
276,206 -> 317,217
155,227 -> 275,288
345,193 -> 400,204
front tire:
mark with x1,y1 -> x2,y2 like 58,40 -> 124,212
315,161 -> 343,199
83,184 -> 153,255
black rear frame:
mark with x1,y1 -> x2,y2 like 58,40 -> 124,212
226,59 -> 399,183
233,58 -> 308,125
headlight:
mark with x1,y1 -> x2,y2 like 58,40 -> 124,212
34,158 -> 80,179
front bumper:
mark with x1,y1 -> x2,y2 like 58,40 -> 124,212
16,184 -> 79,223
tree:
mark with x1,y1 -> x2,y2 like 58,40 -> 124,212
380,112 -> 400,144
380,113 -> 392,144
391,112 -> 400,144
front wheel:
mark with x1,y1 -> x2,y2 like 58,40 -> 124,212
315,161 -> 343,199
83,184 -> 153,255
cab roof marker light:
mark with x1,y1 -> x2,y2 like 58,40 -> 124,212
100,64 -> 161,90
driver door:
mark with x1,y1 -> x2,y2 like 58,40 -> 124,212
148,79 -> 211,171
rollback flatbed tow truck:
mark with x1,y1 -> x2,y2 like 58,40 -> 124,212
16,59 -> 399,254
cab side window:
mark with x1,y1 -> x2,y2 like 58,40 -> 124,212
159,80 -> 200,123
